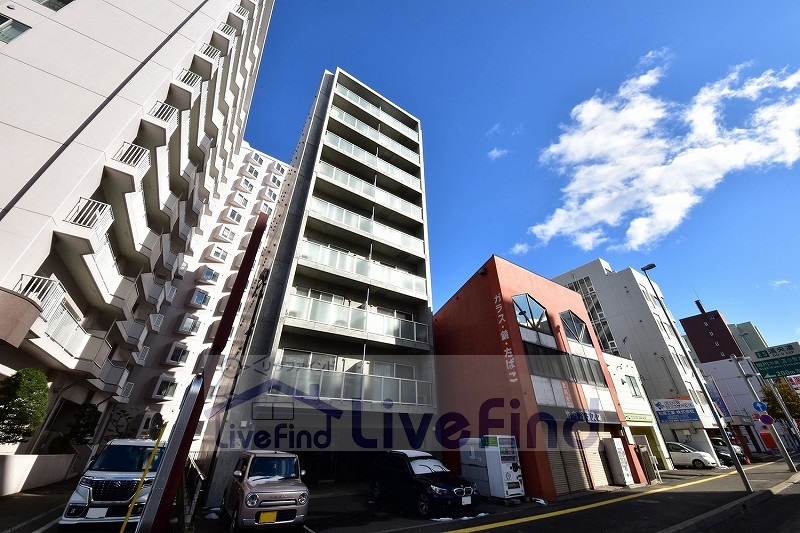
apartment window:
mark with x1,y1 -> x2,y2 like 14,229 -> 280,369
219,225 -> 236,242
640,284 -> 656,307
188,288 -> 211,308
373,361 -> 415,379
251,153 -> 264,165
266,188 -> 277,202
295,286 -> 346,305
154,377 -> 178,398
274,162 -> 285,174
259,203 -> 273,216
246,165 -> 259,178
230,192 -> 249,208
177,313 -> 201,334
270,175 -> 282,187
0,15 -> 30,43
167,342 -> 190,364
224,207 -> 242,224
625,375 -> 642,397
281,349 -> 337,370
208,245 -> 228,262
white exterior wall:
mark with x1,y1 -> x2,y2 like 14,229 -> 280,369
553,259 -> 718,451
0,0 -> 275,487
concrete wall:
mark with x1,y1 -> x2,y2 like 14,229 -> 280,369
0,453 -> 74,496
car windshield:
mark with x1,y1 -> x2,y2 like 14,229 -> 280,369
248,456 -> 298,480
409,457 -> 449,474
92,445 -> 164,472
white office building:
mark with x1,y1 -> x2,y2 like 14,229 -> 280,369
0,0 -> 275,492
552,259 -> 719,456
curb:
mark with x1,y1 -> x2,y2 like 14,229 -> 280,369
657,471 -> 800,532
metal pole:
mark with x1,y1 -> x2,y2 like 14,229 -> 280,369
731,356 -> 796,471
640,264 -> 752,492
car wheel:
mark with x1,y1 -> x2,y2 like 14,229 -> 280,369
370,480 -> 382,500
417,491 -> 432,518
692,459 -> 705,469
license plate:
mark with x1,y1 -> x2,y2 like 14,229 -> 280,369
257,511 -> 277,523
461,496 -> 472,505
86,507 -> 108,518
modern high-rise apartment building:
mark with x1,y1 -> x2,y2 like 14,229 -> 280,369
204,68 -> 435,498
552,259 -> 719,456
0,0 -> 275,492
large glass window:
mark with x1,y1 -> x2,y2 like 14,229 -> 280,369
0,15 -> 30,43
512,294 -> 552,335
560,310 -> 593,344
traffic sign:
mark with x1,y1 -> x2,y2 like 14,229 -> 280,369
753,401 -> 768,413
760,414 -> 775,425
752,353 -> 800,379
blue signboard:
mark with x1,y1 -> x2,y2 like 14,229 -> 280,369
652,398 -> 701,423
753,401 -> 768,413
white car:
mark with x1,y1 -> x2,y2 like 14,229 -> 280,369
666,442 -> 717,469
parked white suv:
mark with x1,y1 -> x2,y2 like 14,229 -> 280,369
58,439 -> 165,530
665,441 -> 717,469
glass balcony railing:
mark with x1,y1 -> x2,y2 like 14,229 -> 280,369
299,240 -> 427,297
334,83 -> 419,141
317,161 -> 422,220
309,197 -> 424,255
330,106 -> 420,164
269,363 -> 433,405
286,294 -> 429,343
324,132 -> 420,191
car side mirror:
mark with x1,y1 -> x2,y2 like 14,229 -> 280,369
233,469 -> 243,480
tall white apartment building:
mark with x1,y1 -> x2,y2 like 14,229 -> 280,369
0,0 -> 275,489
552,259 -> 719,455
204,68 -> 435,496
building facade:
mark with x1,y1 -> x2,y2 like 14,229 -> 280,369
552,259 -> 719,457
203,68 -> 435,500
0,0 -> 275,489
434,256 -> 646,501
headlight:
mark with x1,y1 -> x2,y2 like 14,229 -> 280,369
79,476 -> 93,488
245,493 -> 259,508
298,491 -> 309,505
428,485 -> 448,495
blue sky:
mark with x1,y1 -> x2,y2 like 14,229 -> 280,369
245,1 -> 800,345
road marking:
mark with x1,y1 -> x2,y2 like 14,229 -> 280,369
1,505 -> 63,533
449,464 -> 770,533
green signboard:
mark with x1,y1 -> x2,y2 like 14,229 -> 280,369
752,353 -> 800,378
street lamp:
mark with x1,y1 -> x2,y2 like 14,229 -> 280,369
640,264 -> 754,491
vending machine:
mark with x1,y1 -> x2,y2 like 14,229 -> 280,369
460,435 -> 525,500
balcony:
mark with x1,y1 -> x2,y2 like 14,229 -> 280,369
44,302 -> 91,357
139,273 -> 165,311
268,363 -> 433,406
286,295 -> 429,344
193,43 -> 222,80
133,346 -> 150,366
170,69 -> 203,110
227,5 -> 250,33
141,101 -> 179,147
55,198 -> 114,254
156,233 -> 179,278
211,22 -> 237,54
75,335 -> 113,378
323,132 -> 420,192
309,197 -> 424,257
334,83 -> 419,142
116,317 -> 148,350
92,360 -> 130,394
317,161 -> 422,222
104,142 -> 151,194
0,285 -> 43,347
329,106 -> 420,165
14,275 -> 65,322
299,240 -> 427,298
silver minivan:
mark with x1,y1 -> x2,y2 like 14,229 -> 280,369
58,438 -> 165,530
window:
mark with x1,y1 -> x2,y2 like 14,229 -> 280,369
512,294 -> 552,335
281,348 -> 337,370
259,203 -> 273,215
33,0 -> 75,12
247,165 -> 259,177
167,342 -> 190,364
199,266 -> 219,283
154,377 -> 178,398
219,225 -> 236,242
177,313 -> 201,334
270,175 -> 282,187
208,245 -> 228,262
625,375 -> 642,397
188,288 -> 211,308
0,15 -> 30,43
224,207 -> 242,224
251,153 -> 264,165
560,310 -> 592,345
239,178 -> 254,192
266,188 -> 277,202
295,286 -> 346,305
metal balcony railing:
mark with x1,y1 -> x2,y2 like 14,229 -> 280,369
299,240 -> 426,297
64,198 -> 114,237
147,101 -> 179,137
268,363 -> 433,405
14,275 -> 65,322
112,142 -> 151,176
217,22 -> 237,37
286,295 -> 429,343
177,69 -> 202,89
45,303 -> 90,356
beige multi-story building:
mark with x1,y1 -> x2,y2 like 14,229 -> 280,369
0,0 -> 276,491
204,68 -> 435,497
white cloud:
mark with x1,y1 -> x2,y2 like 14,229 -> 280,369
509,243 -> 530,255
488,147 -> 509,161
486,123 -> 502,136
531,53 -> 800,251
771,279 -> 790,289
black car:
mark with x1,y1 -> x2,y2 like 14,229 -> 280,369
370,450 -> 479,517
716,449 -> 734,466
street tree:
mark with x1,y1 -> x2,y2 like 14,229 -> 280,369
0,368 -> 49,444
761,382 -> 800,420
